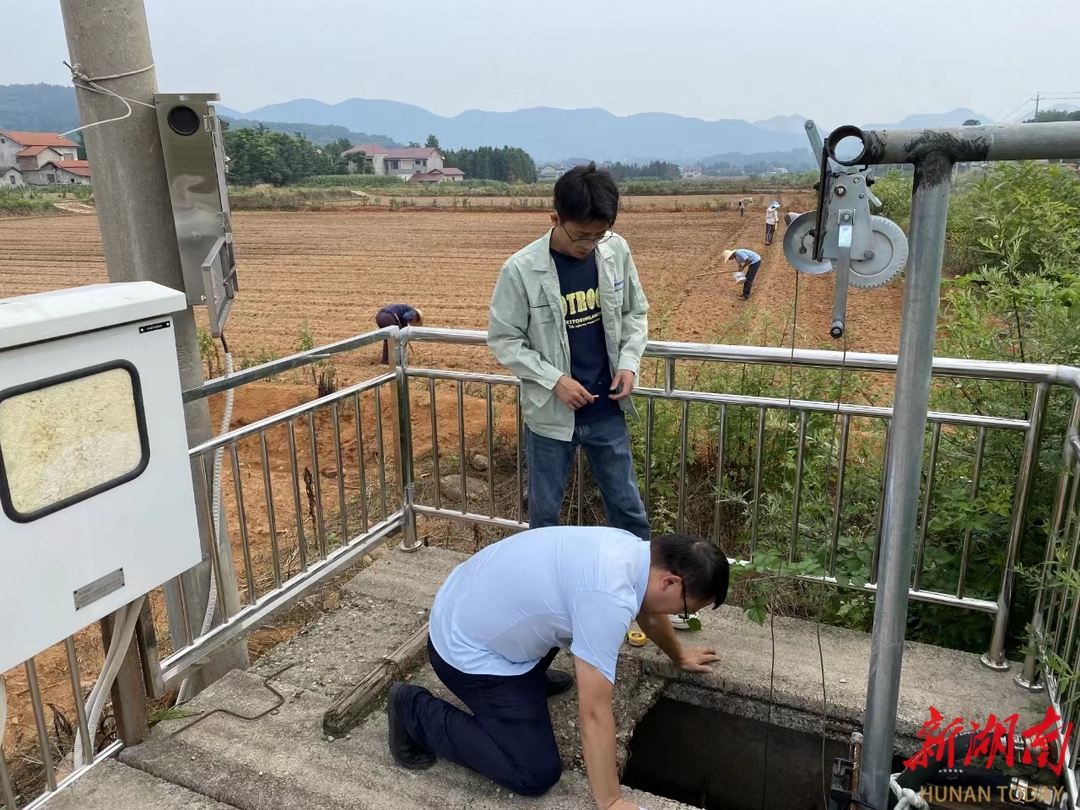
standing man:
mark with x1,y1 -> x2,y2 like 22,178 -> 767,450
723,248 -> 762,300
764,202 -> 780,245
374,303 -> 424,365
387,527 -> 730,808
487,162 -> 650,541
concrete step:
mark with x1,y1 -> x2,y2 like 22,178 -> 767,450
45,759 -> 238,810
122,668 -> 686,810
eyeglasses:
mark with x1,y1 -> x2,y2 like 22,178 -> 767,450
560,222 -> 613,246
681,581 -> 689,621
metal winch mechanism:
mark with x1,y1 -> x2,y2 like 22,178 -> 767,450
783,121 -> 909,339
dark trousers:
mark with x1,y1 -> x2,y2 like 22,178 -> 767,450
524,412 -> 650,541
765,223 -> 776,244
742,260 -> 761,298
374,311 -> 398,364
400,639 -> 563,796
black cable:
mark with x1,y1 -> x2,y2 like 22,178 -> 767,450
219,331 -> 230,355
760,256 -> 803,810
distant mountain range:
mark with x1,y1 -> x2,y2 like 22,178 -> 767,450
1,83 -> 1003,166
211,101 -> 997,164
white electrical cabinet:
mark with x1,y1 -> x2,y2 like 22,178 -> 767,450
0,282 -> 201,673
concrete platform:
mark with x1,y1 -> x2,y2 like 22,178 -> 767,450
45,759 -> 237,810
116,544 -> 1048,810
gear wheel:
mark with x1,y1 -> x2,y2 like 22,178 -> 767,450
845,216 -> 908,288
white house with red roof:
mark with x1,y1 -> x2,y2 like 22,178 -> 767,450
0,131 -> 91,187
340,143 -> 465,182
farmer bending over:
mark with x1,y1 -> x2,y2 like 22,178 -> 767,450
723,248 -> 762,300
374,303 -> 423,365
387,527 -> 729,809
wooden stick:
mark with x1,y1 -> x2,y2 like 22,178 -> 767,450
322,621 -> 430,736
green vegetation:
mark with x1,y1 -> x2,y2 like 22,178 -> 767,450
0,187 -> 61,215
605,161 -> 682,180
625,162 -> 1080,659
0,82 -> 79,132
442,145 -> 539,183
222,116 -> 400,148
221,123 -> 348,185
227,186 -> 360,211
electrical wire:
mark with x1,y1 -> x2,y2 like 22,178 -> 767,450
177,335 -> 234,705
58,61 -> 156,139
759,240 -> 803,808
73,595 -> 146,769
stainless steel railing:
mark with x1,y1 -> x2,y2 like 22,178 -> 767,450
5,325 -> 1080,809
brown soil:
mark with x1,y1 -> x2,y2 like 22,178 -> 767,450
0,199 -> 905,759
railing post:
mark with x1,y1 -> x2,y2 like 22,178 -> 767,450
393,329 -> 421,552
983,382 -> 1049,670
1016,395 -> 1080,690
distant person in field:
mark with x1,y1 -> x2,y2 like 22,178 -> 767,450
374,303 -> 423,365
486,162 -> 652,545
765,202 -> 780,245
723,248 -> 762,300
737,198 -> 746,217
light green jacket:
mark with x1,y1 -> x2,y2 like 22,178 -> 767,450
487,230 -> 649,442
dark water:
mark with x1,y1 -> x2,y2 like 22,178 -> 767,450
621,698 -> 857,810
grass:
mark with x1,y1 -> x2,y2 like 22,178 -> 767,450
227,187 -> 361,211
0,187 -> 59,216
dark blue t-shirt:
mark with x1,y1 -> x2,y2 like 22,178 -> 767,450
550,248 -> 620,424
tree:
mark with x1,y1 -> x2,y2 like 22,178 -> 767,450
408,141 -> 421,148
962,119 -> 981,126
442,145 -> 538,183
221,127 -> 337,185
426,134 -> 440,149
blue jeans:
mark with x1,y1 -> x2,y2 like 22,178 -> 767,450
524,412 -> 650,541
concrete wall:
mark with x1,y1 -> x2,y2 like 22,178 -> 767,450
2,167 -> 24,186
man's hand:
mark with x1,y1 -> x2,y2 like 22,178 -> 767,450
555,376 -> 597,410
678,646 -> 720,673
609,369 -> 636,401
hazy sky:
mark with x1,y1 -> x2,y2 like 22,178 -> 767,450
4,0 -> 1078,125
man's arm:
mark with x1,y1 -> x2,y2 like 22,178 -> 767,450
575,658 -> 638,810
635,613 -> 684,662
616,249 -> 649,377
487,263 -> 564,390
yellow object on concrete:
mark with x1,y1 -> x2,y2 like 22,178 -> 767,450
627,630 -> 647,647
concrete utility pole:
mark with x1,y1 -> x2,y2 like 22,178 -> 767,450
59,0 -> 248,702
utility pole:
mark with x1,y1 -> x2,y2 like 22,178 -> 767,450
59,0 -> 249,703
1034,93 -> 1041,121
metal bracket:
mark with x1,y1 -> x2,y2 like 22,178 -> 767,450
201,235 -> 238,338
833,210 -> 854,339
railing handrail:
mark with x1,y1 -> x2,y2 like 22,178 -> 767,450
401,326 -> 1080,390
183,326 -> 1080,404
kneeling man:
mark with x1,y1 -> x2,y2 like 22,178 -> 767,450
387,526 -> 730,810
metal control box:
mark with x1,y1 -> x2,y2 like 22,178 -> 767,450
0,282 -> 201,673
154,93 -> 238,337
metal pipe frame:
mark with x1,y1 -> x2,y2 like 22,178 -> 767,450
159,514 -> 402,686
856,120 -> 1080,810
182,327 -> 395,402
826,121 -> 1080,168
860,151 -> 955,809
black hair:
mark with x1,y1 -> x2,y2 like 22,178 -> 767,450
650,534 -> 730,609
553,162 -> 619,226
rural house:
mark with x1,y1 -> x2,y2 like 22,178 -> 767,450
0,131 -> 90,186
408,167 -> 465,184
341,144 -> 464,181
537,163 -> 567,181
